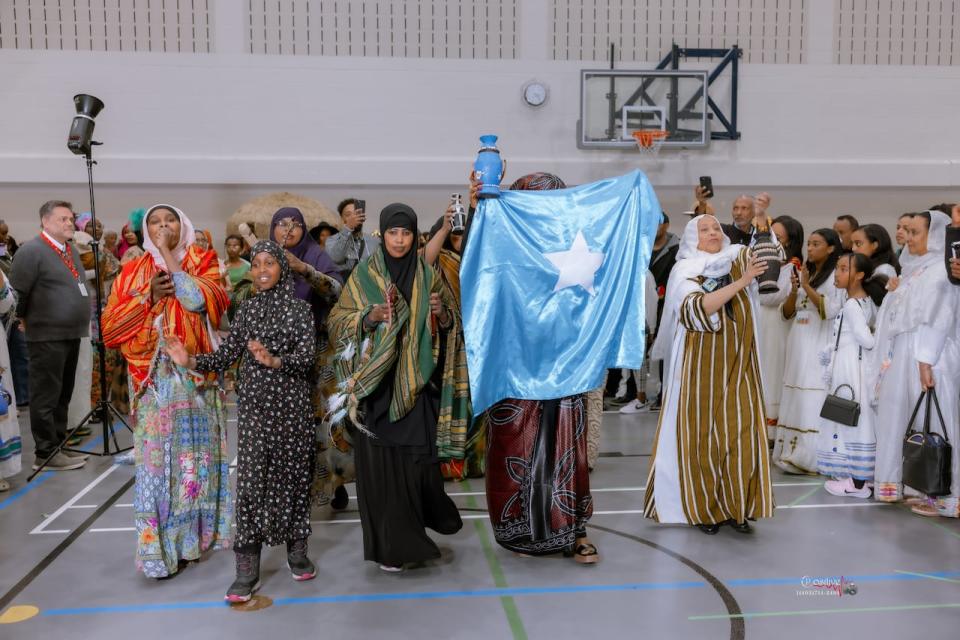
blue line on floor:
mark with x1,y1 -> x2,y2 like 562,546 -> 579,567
77,434 -> 106,453
0,472 -> 53,511
0,434 -> 106,512
36,570 -> 960,618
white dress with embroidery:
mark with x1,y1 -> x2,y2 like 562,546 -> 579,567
772,276 -> 845,474
816,297 -> 877,481
0,283 -> 21,478
757,264 -> 794,436
869,244 -> 960,516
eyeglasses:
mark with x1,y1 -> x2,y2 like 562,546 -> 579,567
276,220 -> 303,231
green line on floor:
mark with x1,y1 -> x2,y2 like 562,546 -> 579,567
689,602 -> 960,621
896,504 -> 960,541
894,570 -> 960,585
461,480 -> 528,640
787,485 -> 821,507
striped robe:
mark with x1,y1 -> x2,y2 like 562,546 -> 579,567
644,248 -> 775,525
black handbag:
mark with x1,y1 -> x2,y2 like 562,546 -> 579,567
819,312 -> 861,427
902,388 -> 953,497
820,384 -> 860,427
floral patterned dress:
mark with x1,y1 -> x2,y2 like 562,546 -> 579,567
133,353 -> 232,575
103,243 -> 232,578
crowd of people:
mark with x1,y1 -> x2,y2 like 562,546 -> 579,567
2,175 -> 958,603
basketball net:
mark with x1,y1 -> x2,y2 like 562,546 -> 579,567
632,130 -> 668,156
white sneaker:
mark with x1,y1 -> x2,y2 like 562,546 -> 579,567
378,563 -> 405,573
824,477 -> 871,499
619,399 -> 648,414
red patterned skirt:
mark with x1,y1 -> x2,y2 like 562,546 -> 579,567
484,395 -> 593,555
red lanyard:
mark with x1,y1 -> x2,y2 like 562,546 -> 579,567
41,233 -> 80,280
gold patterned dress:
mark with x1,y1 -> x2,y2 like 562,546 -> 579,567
644,247 -> 775,525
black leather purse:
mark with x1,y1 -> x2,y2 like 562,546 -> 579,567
820,384 -> 860,427
819,313 -> 861,427
902,388 -> 953,497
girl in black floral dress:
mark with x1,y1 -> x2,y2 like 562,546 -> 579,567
166,240 -> 317,603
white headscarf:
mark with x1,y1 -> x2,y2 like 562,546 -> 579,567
141,204 -> 195,271
651,215 -> 743,361
876,210 -> 953,338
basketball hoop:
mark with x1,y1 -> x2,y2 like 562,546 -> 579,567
631,130 -> 668,155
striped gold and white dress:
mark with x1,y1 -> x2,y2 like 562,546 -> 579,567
644,248 -> 775,525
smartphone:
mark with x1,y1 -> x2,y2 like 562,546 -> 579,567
355,199 -> 366,213
699,176 -> 714,199
952,241 -> 960,260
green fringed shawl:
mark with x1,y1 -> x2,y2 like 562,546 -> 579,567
328,250 -> 471,459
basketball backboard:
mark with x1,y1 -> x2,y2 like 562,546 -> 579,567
579,69 -> 710,149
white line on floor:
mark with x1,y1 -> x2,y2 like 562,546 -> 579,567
442,482 -> 817,497
66,504 -> 99,509
68,482 -> 826,516
776,502 -> 886,509
30,465 -> 122,535
78,503 -> 891,533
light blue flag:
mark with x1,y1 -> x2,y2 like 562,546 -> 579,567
460,169 -> 663,414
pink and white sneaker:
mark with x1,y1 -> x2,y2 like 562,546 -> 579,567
824,477 -> 872,499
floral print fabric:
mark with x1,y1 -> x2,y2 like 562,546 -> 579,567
133,353 -> 232,578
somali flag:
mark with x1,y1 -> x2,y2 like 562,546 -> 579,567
460,169 -> 662,414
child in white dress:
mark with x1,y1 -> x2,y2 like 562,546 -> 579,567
818,254 -> 888,498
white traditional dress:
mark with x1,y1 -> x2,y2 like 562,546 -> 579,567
870,211 -> 960,516
645,216 -> 774,526
758,263 -> 794,439
816,297 -> 878,481
0,281 -> 21,479
773,270 -> 846,474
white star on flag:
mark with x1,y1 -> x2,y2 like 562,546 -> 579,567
543,230 -> 605,296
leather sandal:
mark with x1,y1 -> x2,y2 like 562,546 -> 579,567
910,503 -> 939,517
564,542 -> 600,564
696,524 -> 721,535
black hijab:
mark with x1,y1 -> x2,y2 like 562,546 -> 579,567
379,203 -> 419,302
242,240 -> 299,348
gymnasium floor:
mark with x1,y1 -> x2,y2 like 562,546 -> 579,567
1,406 -> 958,640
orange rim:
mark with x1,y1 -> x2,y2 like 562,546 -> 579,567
631,130 -> 668,148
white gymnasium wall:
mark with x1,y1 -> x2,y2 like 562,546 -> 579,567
1,0 -> 958,245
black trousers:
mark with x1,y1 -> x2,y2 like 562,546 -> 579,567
27,339 -> 81,457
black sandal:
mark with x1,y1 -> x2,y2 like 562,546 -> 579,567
696,524 -> 721,535
564,542 -> 600,564
730,520 -> 753,534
